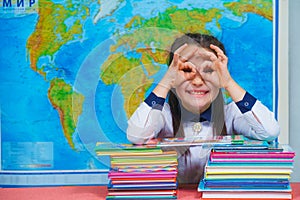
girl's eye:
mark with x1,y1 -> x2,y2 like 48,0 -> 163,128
203,67 -> 214,73
182,68 -> 192,73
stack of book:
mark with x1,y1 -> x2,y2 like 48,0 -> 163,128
95,143 -> 178,199
198,138 -> 295,199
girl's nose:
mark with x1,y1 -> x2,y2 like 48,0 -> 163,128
191,73 -> 204,86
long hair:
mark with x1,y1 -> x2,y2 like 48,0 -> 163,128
167,33 -> 227,137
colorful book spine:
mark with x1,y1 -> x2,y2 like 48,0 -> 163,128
95,143 -> 178,199
198,141 -> 295,199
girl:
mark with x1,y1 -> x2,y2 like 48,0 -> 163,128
126,33 -> 280,183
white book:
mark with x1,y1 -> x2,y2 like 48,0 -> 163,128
202,191 -> 292,199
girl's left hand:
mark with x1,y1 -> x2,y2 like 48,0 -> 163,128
199,44 -> 233,89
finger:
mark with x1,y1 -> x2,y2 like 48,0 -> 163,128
198,50 -> 217,62
210,44 -> 224,55
171,52 -> 180,67
172,45 -> 188,68
187,62 -> 197,73
178,62 -> 197,80
217,52 -> 228,62
179,46 -> 198,62
174,43 -> 188,58
186,63 -> 196,79
179,61 -> 196,72
184,71 -> 196,80
210,45 -> 228,61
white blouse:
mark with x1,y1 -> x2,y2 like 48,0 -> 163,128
126,95 -> 280,183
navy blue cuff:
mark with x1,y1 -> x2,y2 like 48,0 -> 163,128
236,92 -> 257,114
144,92 -> 165,110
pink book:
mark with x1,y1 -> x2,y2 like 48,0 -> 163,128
108,171 -> 177,179
210,158 -> 294,163
210,152 -> 295,159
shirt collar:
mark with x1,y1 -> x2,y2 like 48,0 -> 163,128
181,105 -> 212,122
200,106 -> 211,122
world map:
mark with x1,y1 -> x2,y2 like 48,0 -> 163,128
0,0 -> 275,171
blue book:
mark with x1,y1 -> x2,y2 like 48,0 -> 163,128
203,179 -> 289,189
198,180 -> 292,192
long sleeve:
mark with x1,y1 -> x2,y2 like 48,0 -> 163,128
225,99 -> 280,142
127,102 -> 173,144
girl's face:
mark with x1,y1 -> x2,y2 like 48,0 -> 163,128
174,44 -> 219,114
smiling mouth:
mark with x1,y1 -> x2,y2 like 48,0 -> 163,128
188,90 -> 208,96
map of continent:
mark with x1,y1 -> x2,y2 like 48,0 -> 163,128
0,0 -> 275,171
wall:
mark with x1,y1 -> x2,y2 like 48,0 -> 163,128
289,0 -> 300,182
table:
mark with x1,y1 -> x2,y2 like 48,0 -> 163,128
0,183 -> 299,200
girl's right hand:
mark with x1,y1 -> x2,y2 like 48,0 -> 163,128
161,44 -> 198,89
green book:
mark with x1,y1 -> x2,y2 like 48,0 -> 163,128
95,142 -> 163,156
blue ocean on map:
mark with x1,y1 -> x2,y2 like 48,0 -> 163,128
0,14 -> 106,170
222,13 -> 273,109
